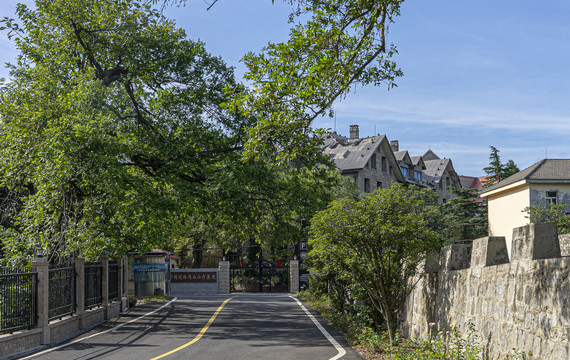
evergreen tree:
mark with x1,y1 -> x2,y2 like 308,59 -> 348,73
440,187 -> 487,241
482,146 -> 520,188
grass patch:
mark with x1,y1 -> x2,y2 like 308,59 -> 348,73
129,295 -> 169,307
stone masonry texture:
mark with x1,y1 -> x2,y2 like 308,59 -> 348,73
403,223 -> 570,360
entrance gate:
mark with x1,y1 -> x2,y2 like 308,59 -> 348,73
230,260 -> 289,293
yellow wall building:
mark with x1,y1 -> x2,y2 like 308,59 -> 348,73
481,159 -> 570,256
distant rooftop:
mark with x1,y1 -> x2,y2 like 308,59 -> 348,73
482,159 -> 570,193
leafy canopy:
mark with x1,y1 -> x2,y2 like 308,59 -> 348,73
440,187 -> 487,242
233,0 -> 404,164
524,202 -> 570,235
0,0 -> 404,263
308,184 -> 442,345
0,0 -> 340,262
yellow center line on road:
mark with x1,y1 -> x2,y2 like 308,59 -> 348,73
149,297 -> 234,360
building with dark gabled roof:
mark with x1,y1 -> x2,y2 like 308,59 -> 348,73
421,151 -> 462,203
322,126 -> 404,193
481,159 -> 570,255
322,125 -> 461,201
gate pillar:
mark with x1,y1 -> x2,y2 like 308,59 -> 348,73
289,259 -> 299,293
218,260 -> 230,294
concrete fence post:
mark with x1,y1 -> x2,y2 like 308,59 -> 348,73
289,260 -> 299,293
74,257 -> 86,330
118,255 -> 128,311
218,261 -> 230,294
100,255 -> 110,319
122,255 -> 128,297
115,256 -> 123,302
31,257 -> 50,345
127,254 -> 135,297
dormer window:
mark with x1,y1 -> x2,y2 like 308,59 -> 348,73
400,167 -> 408,177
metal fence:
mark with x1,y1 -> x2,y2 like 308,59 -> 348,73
108,261 -> 118,301
48,263 -> 75,321
84,262 -> 102,309
0,268 -> 37,334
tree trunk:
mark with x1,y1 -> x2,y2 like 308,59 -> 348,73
384,309 -> 398,346
191,238 -> 206,268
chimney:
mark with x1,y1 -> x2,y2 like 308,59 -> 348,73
349,125 -> 359,139
390,140 -> 399,152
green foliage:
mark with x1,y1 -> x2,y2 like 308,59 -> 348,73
232,0 -> 404,164
297,289 -> 384,347
440,187 -> 487,242
0,0 -> 342,263
0,0 -> 245,261
503,159 -> 520,178
524,202 -> 570,234
482,146 -> 519,188
298,291 -> 488,360
308,184 -> 442,345
390,322 -> 486,360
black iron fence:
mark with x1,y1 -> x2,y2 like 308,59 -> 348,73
0,268 -> 37,334
230,261 -> 289,293
84,262 -> 102,309
48,263 -> 75,321
108,261 -> 118,301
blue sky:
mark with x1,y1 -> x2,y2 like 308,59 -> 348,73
2,0 -> 569,176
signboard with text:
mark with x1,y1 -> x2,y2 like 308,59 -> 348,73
171,271 -> 217,283
134,263 -> 167,283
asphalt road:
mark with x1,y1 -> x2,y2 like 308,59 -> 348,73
23,294 -> 363,360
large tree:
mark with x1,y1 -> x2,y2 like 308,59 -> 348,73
233,0 -> 404,164
0,0 -> 404,263
0,0 -> 333,262
482,146 -> 520,187
308,184 -> 441,345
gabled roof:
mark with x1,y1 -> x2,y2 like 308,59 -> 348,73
411,155 -> 426,170
459,176 -> 476,189
459,175 -> 484,191
423,158 -> 450,180
322,133 -> 405,182
423,158 -> 462,189
482,159 -> 570,194
423,149 -> 440,161
394,150 -> 412,165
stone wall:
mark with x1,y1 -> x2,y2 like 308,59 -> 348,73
403,223 -> 570,360
559,234 -> 570,256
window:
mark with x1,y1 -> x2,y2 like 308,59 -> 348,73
377,181 -> 382,190
371,154 -> 377,169
400,167 -> 408,177
438,181 -> 443,189
546,191 -> 558,206
364,178 -> 370,193
381,156 -> 387,172
415,171 -> 422,181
